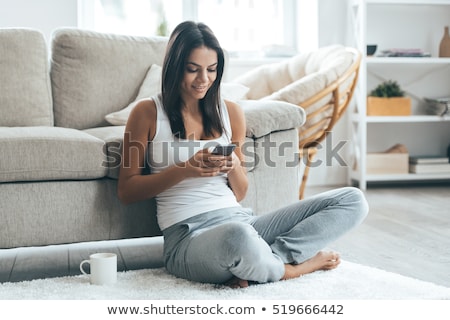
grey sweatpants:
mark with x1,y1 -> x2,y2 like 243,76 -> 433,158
162,187 -> 368,284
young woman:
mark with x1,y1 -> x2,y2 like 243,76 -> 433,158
118,21 -> 368,288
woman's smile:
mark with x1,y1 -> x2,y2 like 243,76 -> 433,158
193,84 -> 208,92
181,46 -> 218,102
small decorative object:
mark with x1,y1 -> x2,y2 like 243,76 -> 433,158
367,80 -> 411,116
424,97 -> 450,117
439,26 -> 450,58
366,44 -> 377,56
366,143 -> 409,174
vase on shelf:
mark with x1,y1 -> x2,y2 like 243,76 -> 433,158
439,26 -> 450,57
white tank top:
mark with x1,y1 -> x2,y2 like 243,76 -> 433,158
149,94 -> 241,230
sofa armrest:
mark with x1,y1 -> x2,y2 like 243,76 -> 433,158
240,100 -> 305,139
240,129 -> 299,214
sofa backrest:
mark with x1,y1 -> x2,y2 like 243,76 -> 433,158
50,28 -> 168,129
0,28 -> 53,126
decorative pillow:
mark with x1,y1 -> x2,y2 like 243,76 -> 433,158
231,65 -> 273,100
105,65 -> 250,126
221,82 -> 250,101
104,64 -> 162,126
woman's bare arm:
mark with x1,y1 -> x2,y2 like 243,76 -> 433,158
117,99 -> 223,204
223,100 -> 248,202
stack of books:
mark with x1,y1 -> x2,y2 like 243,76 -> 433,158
378,48 -> 431,58
409,156 -> 450,174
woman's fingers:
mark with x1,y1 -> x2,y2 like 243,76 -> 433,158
184,149 -> 234,176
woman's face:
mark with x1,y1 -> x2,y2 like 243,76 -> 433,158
180,46 -> 218,103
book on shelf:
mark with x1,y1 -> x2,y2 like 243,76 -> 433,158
377,48 -> 431,58
409,155 -> 449,164
409,163 -> 450,174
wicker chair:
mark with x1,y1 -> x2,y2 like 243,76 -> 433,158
232,45 -> 361,199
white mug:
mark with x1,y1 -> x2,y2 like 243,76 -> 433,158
80,253 -> 117,285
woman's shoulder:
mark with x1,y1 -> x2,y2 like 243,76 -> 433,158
129,98 -> 157,122
224,99 -> 244,121
125,98 -> 158,139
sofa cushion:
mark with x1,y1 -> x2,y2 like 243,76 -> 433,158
50,28 -> 168,129
0,127 -> 107,182
242,137 -> 256,173
0,28 -> 53,126
239,100 -> 305,138
264,71 -> 328,105
83,126 -> 126,179
105,64 -> 163,126
304,45 -> 352,79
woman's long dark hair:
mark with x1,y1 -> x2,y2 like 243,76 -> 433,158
161,21 -> 225,139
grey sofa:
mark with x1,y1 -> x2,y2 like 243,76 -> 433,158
0,28 -> 305,283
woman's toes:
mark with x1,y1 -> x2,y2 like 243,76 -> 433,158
225,277 -> 249,289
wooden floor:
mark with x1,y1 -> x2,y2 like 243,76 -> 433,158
305,182 -> 450,288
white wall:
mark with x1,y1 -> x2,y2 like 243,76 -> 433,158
318,0 -> 348,47
0,0 -> 350,187
306,0 -> 351,187
0,0 -> 78,42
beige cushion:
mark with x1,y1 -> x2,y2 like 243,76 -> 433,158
234,69 -> 272,99
263,72 -> 328,105
233,45 -> 353,139
231,53 -> 311,100
0,127 -> 107,182
239,100 -> 305,138
232,45 -> 352,102
83,126 -> 126,179
51,28 -> 168,129
222,83 -> 250,102
105,64 -> 162,126
243,136 -> 255,173
0,28 -> 53,126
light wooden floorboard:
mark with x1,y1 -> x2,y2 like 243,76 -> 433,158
305,183 -> 450,287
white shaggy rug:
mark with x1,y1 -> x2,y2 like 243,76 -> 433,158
1,260 -> 449,300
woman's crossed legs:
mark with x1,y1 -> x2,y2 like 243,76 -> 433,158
165,187 -> 368,287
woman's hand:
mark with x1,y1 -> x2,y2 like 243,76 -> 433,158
183,149 -> 231,177
218,152 -> 238,174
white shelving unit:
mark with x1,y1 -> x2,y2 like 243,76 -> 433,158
348,0 -> 450,190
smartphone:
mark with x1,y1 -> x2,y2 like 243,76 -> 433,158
210,144 -> 236,156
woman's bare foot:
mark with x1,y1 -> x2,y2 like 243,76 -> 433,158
224,276 -> 249,289
282,251 -> 340,280
224,251 -> 339,287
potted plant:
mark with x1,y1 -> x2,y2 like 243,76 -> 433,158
367,80 -> 411,116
